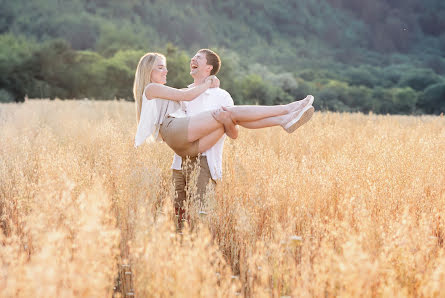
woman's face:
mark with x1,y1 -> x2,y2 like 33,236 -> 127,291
150,57 -> 168,84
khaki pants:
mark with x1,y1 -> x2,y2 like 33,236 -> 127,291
172,156 -> 215,227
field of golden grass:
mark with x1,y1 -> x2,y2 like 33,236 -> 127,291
1,100 -> 445,297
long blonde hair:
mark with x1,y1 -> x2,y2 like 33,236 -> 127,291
133,52 -> 165,124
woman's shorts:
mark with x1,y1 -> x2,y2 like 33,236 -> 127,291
159,116 -> 200,158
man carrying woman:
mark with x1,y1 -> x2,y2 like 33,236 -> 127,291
134,50 -> 314,228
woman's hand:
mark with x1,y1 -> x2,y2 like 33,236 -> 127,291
205,75 -> 220,88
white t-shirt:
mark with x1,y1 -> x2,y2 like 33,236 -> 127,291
171,87 -> 234,180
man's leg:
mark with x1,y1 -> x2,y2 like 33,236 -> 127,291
196,156 -> 216,209
172,169 -> 186,231
182,156 -> 215,228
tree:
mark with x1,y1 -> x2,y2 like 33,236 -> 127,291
390,87 -> 418,114
102,50 -> 143,99
345,86 -> 373,112
399,68 -> 441,91
164,44 -> 192,89
418,82 -> 445,114
50,14 -> 100,50
236,74 -> 276,105
344,67 -> 378,88
26,40 -> 78,99
0,34 -> 36,101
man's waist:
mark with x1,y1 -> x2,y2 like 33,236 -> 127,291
181,155 -> 207,165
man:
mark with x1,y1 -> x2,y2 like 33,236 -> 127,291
171,49 -> 237,229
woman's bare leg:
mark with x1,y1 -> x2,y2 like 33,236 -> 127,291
223,95 -> 312,123
187,111 -> 224,142
187,107 -> 287,143
237,105 -> 315,132
223,105 -> 287,122
187,105 -> 288,142
197,127 -> 225,153
187,96 -> 313,142
237,114 -> 285,129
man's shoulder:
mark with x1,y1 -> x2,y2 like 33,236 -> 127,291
208,88 -> 233,104
209,87 -> 231,97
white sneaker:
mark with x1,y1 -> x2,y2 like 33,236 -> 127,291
290,95 -> 314,113
282,105 -> 315,133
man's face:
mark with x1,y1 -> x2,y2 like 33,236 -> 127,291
190,52 -> 212,77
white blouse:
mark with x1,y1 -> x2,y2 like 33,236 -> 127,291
134,91 -> 186,147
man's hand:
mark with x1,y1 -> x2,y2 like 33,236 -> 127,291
212,108 -> 238,139
223,118 -> 238,139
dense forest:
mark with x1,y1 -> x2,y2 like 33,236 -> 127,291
1,0 -> 445,114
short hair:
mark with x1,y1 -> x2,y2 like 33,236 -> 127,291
198,49 -> 221,75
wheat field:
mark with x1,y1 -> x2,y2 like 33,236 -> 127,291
1,100 -> 444,297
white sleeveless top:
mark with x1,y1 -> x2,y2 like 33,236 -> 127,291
134,89 -> 186,147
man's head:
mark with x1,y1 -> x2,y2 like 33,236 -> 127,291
190,49 -> 221,80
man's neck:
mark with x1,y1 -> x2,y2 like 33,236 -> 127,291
193,74 -> 209,86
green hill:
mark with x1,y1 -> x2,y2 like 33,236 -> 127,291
1,0 -> 444,114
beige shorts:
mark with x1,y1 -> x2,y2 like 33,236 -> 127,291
160,116 -> 200,157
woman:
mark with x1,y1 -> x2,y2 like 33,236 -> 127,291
134,53 -> 314,157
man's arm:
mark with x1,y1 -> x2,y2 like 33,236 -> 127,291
212,108 -> 238,139
225,124 -> 239,139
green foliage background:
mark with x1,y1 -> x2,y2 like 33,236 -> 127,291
1,0 -> 444,114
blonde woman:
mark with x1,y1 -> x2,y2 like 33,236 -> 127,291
134,52 -> 314,157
